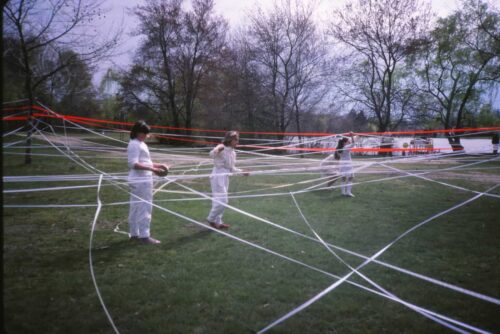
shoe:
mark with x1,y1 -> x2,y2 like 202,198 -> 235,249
140,237 -> 161,244
129,235 -> 139,241
207,221 -> 230,229
346,193 -> 355,197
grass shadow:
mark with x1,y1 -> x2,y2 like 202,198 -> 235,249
93,227 -> 214,259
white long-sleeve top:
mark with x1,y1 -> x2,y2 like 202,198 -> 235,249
339,143 -> 354,161
127,139 -> 153,178
210,144 -> 242,174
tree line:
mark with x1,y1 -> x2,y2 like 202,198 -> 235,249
3,0 -> 500,146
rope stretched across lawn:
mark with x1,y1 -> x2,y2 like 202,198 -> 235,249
3,103 -> 500,138
3,100 -> 500,333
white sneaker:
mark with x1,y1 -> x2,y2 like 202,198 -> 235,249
346,192 -> 355,197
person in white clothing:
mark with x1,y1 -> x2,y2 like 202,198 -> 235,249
336,132 -> 356,197
127,121 -> 169,244
207,131 -> 248,229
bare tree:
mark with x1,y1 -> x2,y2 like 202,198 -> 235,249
287,3 -> 329,150
3,0 -> 120,163
476,0 -> 500,53
243,0 -> 329,141
415,0 -> 500,148
230,34 -> 268,133
246,6 -> 285,136
195,33 -> 269,134
123,0 -> 228,136
328,0 -> 431,132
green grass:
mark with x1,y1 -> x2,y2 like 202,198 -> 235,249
3,139 -> 500,333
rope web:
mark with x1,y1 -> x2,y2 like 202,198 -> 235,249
3,100 -> 500,333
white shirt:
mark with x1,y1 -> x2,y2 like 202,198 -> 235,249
128,139 -> 153,177
210,144 -> 242,174
339,143 -> 354,161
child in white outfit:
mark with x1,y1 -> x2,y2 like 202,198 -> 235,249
207,131 -> 248,229
336,132 -> 356,197
127,121 -> 169,244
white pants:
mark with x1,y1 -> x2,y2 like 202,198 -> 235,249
128,178 -> 153,238
339,160 -> 354,195
341,178 -> 354,194
339,160 -> 353,178
207,169 -> 230,224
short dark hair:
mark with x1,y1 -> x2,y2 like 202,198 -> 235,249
130,120 -> 151,139
222,130 -> 239,146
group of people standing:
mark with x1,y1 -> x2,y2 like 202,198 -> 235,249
126,121 -> 356,244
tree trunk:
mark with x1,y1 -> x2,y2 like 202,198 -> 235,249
24,104 -> 33,164
24,76 -> 34,164
446,128 -> 464,151
447,136 -> 464,151
294,101 -> 304,158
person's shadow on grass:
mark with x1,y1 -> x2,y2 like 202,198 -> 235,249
94,225 -> 214,254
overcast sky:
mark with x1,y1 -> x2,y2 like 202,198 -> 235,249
95,0 -> 462,84
94,0 -> 499,107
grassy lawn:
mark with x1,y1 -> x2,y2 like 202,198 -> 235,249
3,138 -> 500,333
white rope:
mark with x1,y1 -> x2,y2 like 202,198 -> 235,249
128,178 -> 491,334
3,139 -> 27,148
287,193 -> 483,333
6,155 -> 500,309
3,125 -> 25,137
169,169 -> 500,308
380,161 -> 500,199
258,185 -> 498,333
8,102 -> 499,332
88,174 -> 120,334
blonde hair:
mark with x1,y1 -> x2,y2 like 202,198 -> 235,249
223,131 -> 239,146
